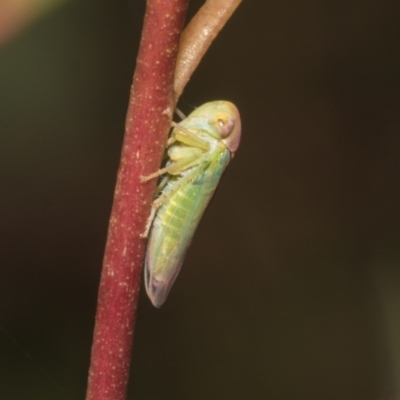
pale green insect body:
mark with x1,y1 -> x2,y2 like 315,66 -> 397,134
144,101 -> 241,307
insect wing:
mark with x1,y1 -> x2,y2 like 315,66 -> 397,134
145,225 -> 183,308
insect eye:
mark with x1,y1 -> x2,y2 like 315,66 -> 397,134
212,112 -> 235,138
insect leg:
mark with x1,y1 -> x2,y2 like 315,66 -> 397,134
141,166 -> 172,183
175,108 -> 187,120
141,148 -> 203,182
155,175 -> 169,194
171,122 -> 210,151
141,206 -> 157,238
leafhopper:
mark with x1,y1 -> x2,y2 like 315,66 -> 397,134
142,101 -> 241,307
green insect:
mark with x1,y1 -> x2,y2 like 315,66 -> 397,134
142,101 -> 241,307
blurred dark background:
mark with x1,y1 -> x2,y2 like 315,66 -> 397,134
1,1 -> 400,399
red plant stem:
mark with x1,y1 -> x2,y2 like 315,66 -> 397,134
85,1 -> 188,400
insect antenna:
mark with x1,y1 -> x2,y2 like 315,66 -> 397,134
175,108 -> 187,121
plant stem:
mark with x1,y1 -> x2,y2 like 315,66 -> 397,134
174,0 -> 242,98
85,1 -> 188,399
